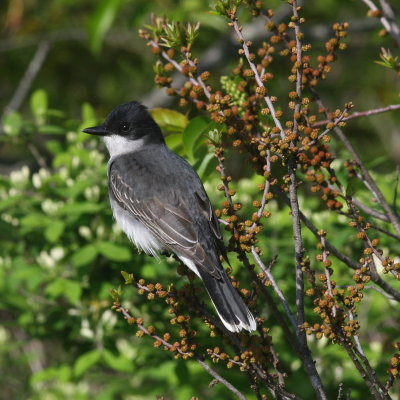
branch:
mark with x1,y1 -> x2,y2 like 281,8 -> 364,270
301,107 -> 350,150
310,88 -> 400,235
359,0 -> 400,46
312,104 -> 400,128
352,198 -> 389,223
231,19 -> 285,140
1,41 -> 50,130
117,305 -> 247,400
279,190 -> 400,302
251,248 -> 298,333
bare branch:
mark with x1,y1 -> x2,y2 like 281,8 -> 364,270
359,0 -> 400,46
117,305 -> 247,400
310,88 -> 400,235
231,19 -> 285,140
1,41 -> 50,129
312,104 -> 400,128
251,248 -> 298,332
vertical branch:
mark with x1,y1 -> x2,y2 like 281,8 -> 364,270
1,41 -> 49,131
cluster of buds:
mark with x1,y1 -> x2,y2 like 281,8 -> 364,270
388,347 -> 400,379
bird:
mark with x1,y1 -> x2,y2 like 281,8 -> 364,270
83,101 -> 256,332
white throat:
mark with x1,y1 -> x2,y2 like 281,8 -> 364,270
103,135 -> 145,159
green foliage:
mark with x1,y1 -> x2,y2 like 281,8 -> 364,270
2,0 -> 400,398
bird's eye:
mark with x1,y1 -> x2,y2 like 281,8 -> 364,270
121,123 -> 130,132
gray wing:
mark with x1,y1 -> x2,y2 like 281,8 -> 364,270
108,150 -> 224,278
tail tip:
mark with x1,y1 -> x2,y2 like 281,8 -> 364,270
221,310 -> 257,333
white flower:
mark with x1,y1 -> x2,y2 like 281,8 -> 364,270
96,224 -> 105,238
37,250 -> 56,269
38,168 -> 50,180
41,199 -> 63,216
80,319 -> 94,339
32,173 -> 42,188
58,167 -> 69,179
79,226 -> 92,240
50,247 -> 65,261
84,185 -> 100,201
66,131 -> 77,142
71,156 -> 80,168
10,165 -> 30,187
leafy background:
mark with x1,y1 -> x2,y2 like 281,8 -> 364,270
1,0 -> 400,399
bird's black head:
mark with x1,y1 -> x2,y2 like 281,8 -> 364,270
83,101 -> 164,145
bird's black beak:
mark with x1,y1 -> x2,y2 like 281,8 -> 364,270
82,125 -> 109,136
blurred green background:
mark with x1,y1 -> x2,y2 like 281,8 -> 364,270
1,0 -> 400,399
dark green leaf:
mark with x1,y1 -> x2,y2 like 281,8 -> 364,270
165,133 -> 183,151
71,244 -> 98,268
30,89 -> 48,122
150,108 -> 188,133
182,116 -> 210,161
97,241 -> 132,262
46,278 -> 82,305
103,350 -> 134,373
88,0 -> 122,54
44,221 -> 65,243
57,202 -> 104,216
3,111 -> 22,137
74,350 -> 102,377
40,125 -> 65,134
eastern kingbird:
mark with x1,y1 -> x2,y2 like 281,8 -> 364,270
83,101 -> 256,332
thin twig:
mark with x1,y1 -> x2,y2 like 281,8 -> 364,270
278,189 -> 400,302
27,142 -> 47,169
352,198 -> 389,223
231,19 -> 285,140
310,87 -> 400,235
394,165 -> 399,217
117,305 -> 247,400
1,41 -> 50,132
300,108 -> 349,150
320,235 -> 337,317
251,247 -> 298,333
359,0 -> 400,46
312,104 -> 400,128
363,285 -> 396,301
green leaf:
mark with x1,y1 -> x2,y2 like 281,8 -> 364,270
103,349 -> 134,373
150,108 -> 188,133
165,133 -> 183,151
71,244 -> 98,268
3,111 -> 22,137
79,102 -> 98,138
175,360 -> 189,383
30,89 -> 48,123
45,140 -> 64,154
44,221 -> 65,243
196,152 -> 215,180
97,241 -> 132,262
0,195 -> 22,212
74,350 -> 102,377
20,214 -> 51,229
31,365 -> 72,385
88,0 -> 122,54
82,102 -> 97,123
39,125 -> 65,134
57,202 -> 104,216
183,116 -> 210,161
46,278 -> 82,305
109,285 -> 123,301
121,270 -> 134,284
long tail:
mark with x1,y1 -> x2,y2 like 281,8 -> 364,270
197,267 -> 257,333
